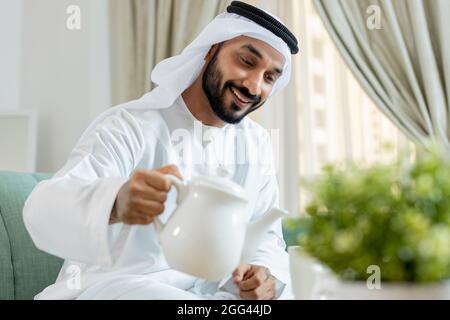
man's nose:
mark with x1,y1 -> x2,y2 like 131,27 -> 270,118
242,72 -> 263,97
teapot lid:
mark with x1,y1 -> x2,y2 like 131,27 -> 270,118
191,167 -> 248,201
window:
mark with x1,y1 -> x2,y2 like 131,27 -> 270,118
252,0 -> 415,216
312,74 -> 325,95
292,0 -> 414,214
312,38 -> 324,59
314,108 -> 326,129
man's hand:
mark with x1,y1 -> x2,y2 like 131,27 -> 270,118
233,264 -> 276,300
110,165 -> 182,225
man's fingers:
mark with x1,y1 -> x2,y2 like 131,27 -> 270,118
132,165 -> 182,192
121,203 -> 166,225
142,171 -> 172,191
117,166 -> 183,225
233,264 -> 252,283
237,267 -> 276,300
239,283 -> 268,300
121,211 -> 154,225
261,287 -> 277,300
239,278 -> 275,300
156,165 -> 183,180
239,269 -> 269,291
132,199 -> 165,215
134,186 -> 168,203
144,165 -> 183,191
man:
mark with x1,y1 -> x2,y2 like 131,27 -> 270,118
23,1 -> 299,300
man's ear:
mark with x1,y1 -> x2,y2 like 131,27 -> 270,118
204,43 -> 221,61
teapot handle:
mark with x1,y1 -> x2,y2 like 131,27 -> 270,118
153,174 -> 187,235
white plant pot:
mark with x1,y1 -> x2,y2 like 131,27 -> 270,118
288,246 -> 336,299
288,246 -> 450,300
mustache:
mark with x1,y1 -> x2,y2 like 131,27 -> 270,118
225,82 -> 261,104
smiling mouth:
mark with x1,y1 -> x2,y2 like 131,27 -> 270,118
230,87 -> 253,108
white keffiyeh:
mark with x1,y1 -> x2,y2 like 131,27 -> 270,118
142,11 -> 293,109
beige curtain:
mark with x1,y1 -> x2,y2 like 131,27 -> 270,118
313,0 -> 450,150
249,0 -> 300,215
110,0 -> 230,105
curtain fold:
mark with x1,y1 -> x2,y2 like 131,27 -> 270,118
110,0 -> 230,105
313,0 -> 450,150
251,0 -> 300,215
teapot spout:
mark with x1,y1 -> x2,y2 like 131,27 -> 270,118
240,207 -> 289,263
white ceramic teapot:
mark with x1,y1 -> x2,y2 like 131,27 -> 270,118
153,170 -> 288,281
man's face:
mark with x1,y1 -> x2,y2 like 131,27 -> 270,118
202,36 -> 286,124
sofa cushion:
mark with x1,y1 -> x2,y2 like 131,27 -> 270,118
0,172 -> 63,299
0,208 -> 14,299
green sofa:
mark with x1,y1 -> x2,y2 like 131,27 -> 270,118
0,171 -> 63,300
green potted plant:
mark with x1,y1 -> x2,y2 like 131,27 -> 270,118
285,144 -> 450,299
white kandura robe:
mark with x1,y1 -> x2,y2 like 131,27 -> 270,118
23,96 -> 293,300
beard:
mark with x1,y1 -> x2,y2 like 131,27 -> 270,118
202,46 -> 263,124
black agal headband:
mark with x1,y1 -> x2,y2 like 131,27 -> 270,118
226,1 -> 299,55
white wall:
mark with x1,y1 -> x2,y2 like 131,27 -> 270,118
7,0 -> 111,172
0,0 -> 22,110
